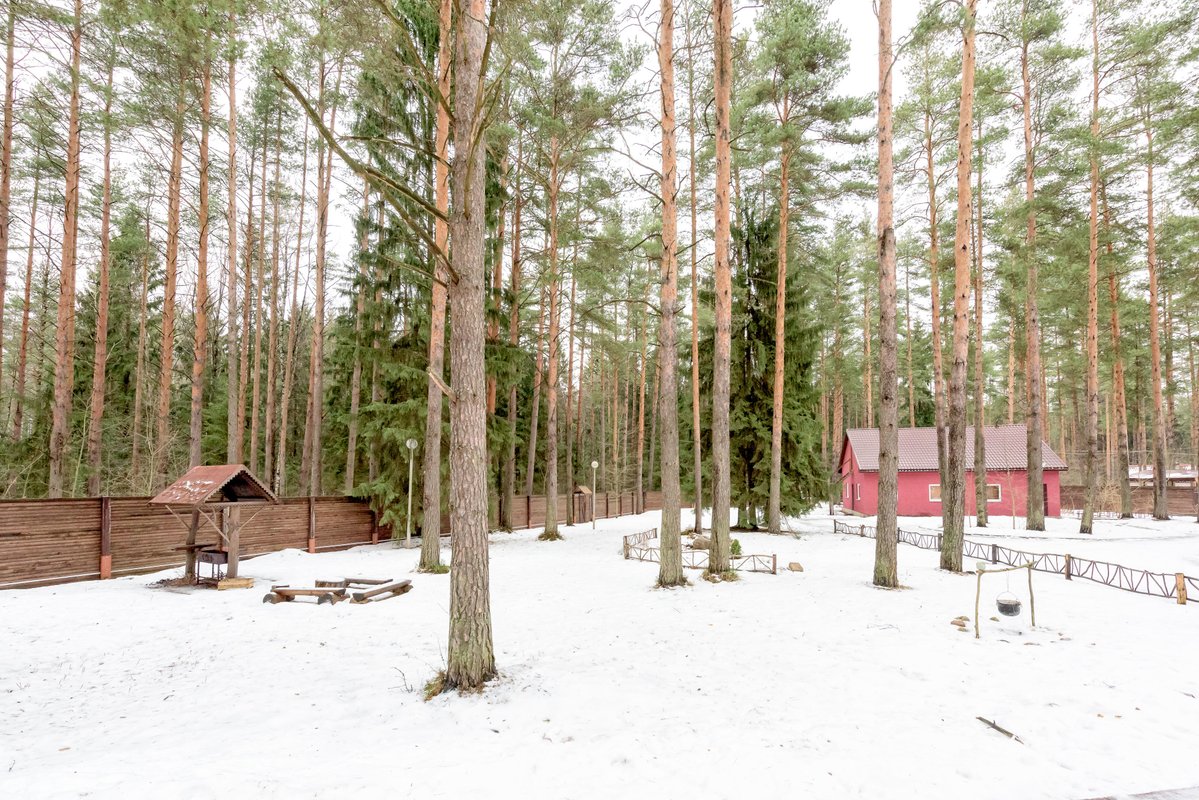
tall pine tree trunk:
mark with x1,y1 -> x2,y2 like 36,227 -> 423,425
345,182 -> 370,492
686,13 -> 703,534
445,0 -> 496,691
874,0 -> 899,587
708,0 -> 733,574
1081,4 -> 1101,533
1100,183 -> 1130,516
924,110 -> 947,488
1022,23 -> 1046,531
249,127 -> 269,474
1144,115 -> 1168,520
0,2 -> 14,400
542,143 -> 562,540
421,0 -> 452,567
11,160 -> 38,439
941,0 -> 975,573
972,118 -> 987,528
502,137 -> 522,528
131,210 -> 150,483
264,108 -> 283,483
657,0 -> 684,587
86,63 -> 116,495
276,121 -> 309,495
189,58 -> 213,469
525,285 -> 546,495
47,0 -> 83,497
226,20 -> 241,463
767,147 -> 789,536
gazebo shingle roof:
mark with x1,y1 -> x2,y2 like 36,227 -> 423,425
844,424 -> 1067,473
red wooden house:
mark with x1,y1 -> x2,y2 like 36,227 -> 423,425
839,425 -> 1067,518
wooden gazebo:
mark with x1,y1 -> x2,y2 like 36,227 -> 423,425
150,464 -> 277,586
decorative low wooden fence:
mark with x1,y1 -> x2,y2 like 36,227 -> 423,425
621,528 -> 778,575
833,519 -> 1196,605
1,489 -> 662,590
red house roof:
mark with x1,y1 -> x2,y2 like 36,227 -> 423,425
843,425 -> 1067,473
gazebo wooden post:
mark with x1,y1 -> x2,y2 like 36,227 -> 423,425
184,509 -> 200,580
227,506 -> 242,579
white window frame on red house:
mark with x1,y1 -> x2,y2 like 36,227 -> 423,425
985,483 -> 1001,502
855,484 -> 861,501
929,484 -> 941,502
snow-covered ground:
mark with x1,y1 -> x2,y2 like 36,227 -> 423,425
3,510 -> 1199,799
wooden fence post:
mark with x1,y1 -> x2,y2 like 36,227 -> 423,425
859,524 -> 864,537
991,543 -> 998,564
99,496 -> 112,580
307,497 -> 317,553
1177,573 -> 1188,605
1065,554 -> 1072,581
370,508 -> 379,545
772,554 -> 777,575
526,495 -> 532,529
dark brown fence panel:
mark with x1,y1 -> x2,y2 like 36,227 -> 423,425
312,497 -> 376,550
1060,485 -> 1196,517
0,499 -> 102,587
109,497 -> 192,575
2,486 -> 659,589
240,498 -> 310,555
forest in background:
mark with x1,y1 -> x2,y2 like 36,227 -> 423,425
0,0 -> 1196,534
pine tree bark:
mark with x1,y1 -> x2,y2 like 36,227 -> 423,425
276,121 -> 309,494
940,0 -> 975,573
924,108 -> 947,488
542,141 -> 562,539
1021,14 -> 1046,531
241,144 -> 258,474
767,145 -> 789,537
226,19 -> 241,463
86,62 -> 116,495
131,210 -> 150,482
1081,2 -> 1101,534
1099,185 -> 1130,516
189,57 -> 213,469
47,0 -> 84,497
264,108 -> 283,483
421,0 -> 452,567
445,0 -> 496,691
345,182 -> 370,492
249,125 -> 269,474
303,60 -> 341,497
874,0 -> 899,587
686,11 -> 703,534
972,117 -> 987,528
708,0 -> 732,574
0,2 -> 14,399
905,266 -> 915,427
11,160 -> 38,439
1143,108 -> 1168,520
635,294 -> 648,514
525,285 -> 546,495
565,273 -> 577,525
501,137 -> 522,528
657,0 -> 684,587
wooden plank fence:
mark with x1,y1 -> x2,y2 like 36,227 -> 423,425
1,489 -> 662,590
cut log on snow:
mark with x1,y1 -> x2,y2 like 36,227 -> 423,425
351,579 -> 413,604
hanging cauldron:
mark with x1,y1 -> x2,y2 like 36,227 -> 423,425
996,591 -> 1022,617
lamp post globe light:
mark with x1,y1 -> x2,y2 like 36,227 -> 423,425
405,438 -> 419,548
590,460 -> 599,529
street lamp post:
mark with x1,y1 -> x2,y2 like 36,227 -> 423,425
590,460 -> 599,530
405,438 -> 418,549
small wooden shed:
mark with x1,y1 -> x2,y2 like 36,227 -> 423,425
150,464 -> 277,585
